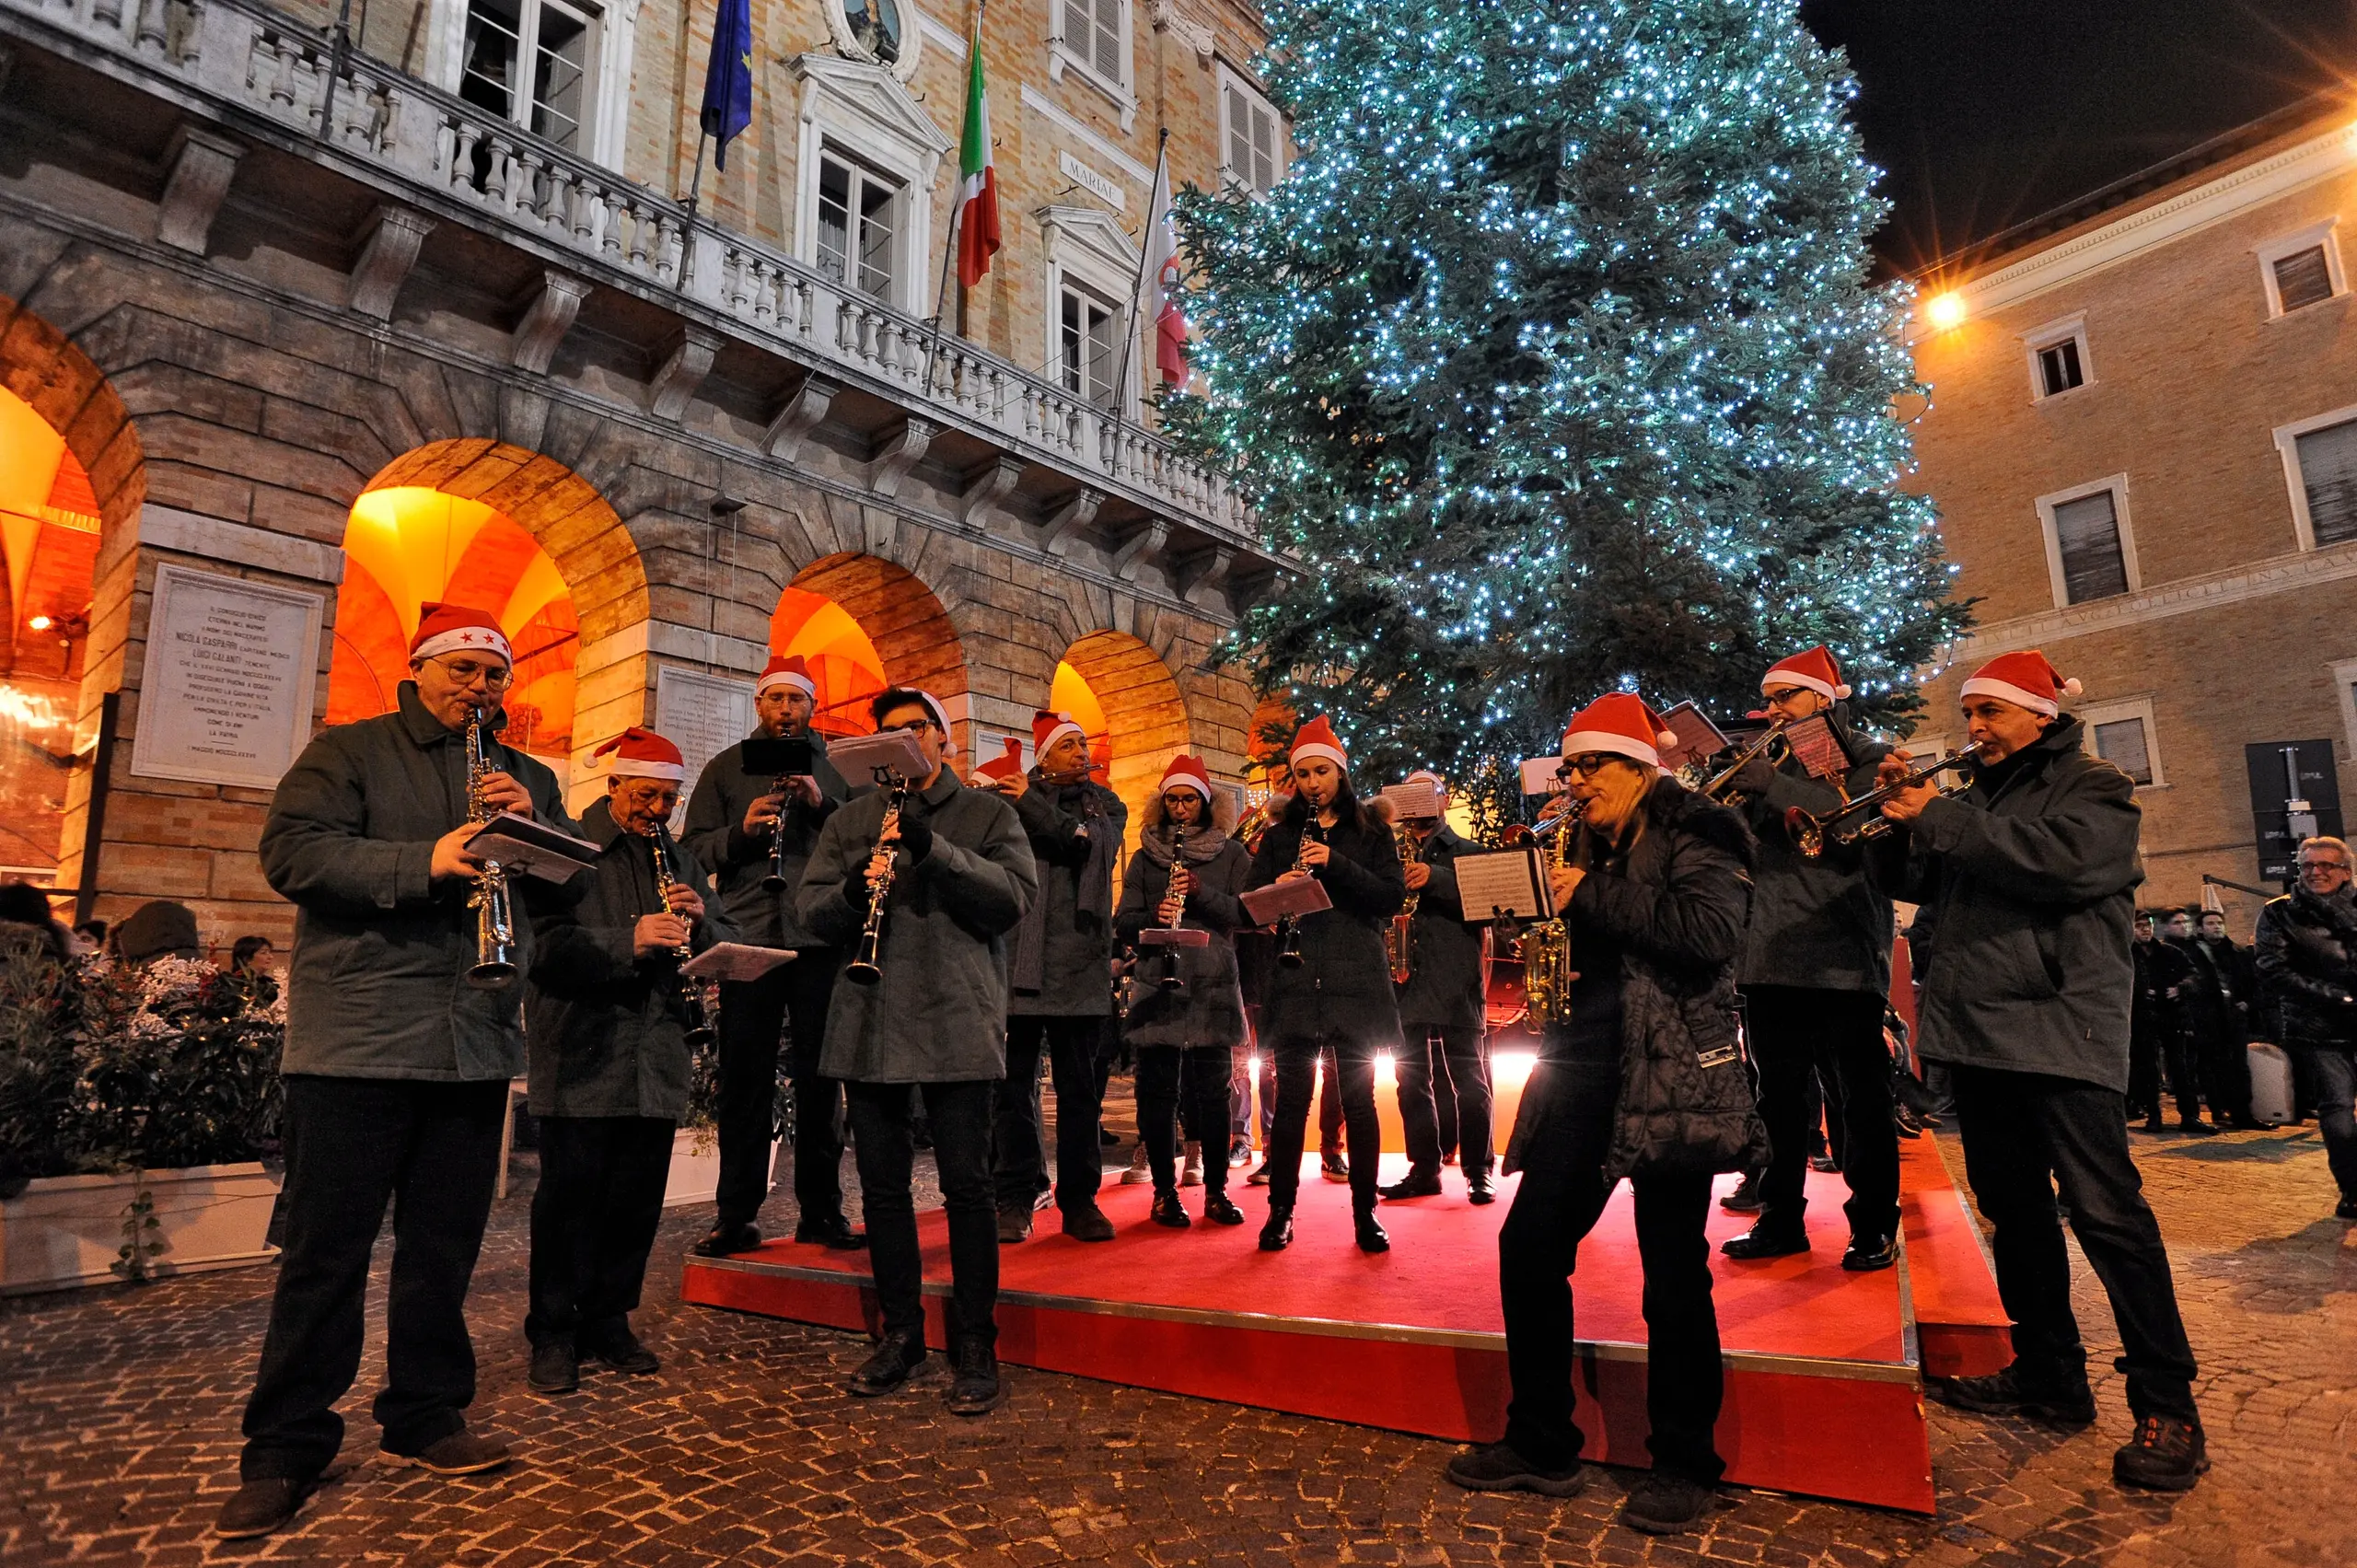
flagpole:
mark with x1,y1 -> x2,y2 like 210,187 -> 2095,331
1111,126 -> 1169,436
923,0 -> 985,396
683,130 -> 711,220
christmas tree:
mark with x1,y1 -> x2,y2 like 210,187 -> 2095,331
1167,0 -> 1966,785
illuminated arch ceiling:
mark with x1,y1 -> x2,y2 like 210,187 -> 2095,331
772,586 -> 891,738
328,487 -> 579,757
0,385 -> 102,878
1049,660 -> 1111,776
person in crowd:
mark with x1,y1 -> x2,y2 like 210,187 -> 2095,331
2169,907 -> 2267,1130
796,688 -> 1037,1414
1866,650 -> 2208,1493
1716,647 -> 1901,1272
679,653 -> 860,1257
1379,770 -> 1496,1205
1114,755 -> 1253,1228
2253,836 -> 2357,1221
1445,692 -> 1763,1536
118,899 -> 203,965
0,880 -> 69,958
69,916 -> 107,958
523,726 -> 734,1394
979,710 -> 1125,1244
2131,911 -> 2210,1132
2193,907 -> 2273,1128
230,935 -> 277,977
217,603 -> 576,1539
1248,716 -> 1408,1254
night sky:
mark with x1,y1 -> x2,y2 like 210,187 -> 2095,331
1799,0 -> 2357,274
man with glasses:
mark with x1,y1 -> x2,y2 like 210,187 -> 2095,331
1717,647 -> 1902,1272
796,689 -> 1038,1414
219,604 -> 578,1540
2254,837 -> 2357,1220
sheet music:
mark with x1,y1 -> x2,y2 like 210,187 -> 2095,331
1452,846 -> 1556,922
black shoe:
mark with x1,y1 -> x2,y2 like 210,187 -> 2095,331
1379,1171 -> 1443,1201
1894,1105 -> 1925,1139
1620,1472 -> 1716,1535
528,1339 -> 579,1394
1468,1178 -> 1496,1206
1150,1190 -> 1191,1228
2112,1414 -> 2208,1491
2179,1119 -> 2221,1135
1842,1233 -> 1899,1272
1062,1203 -> 1117,1242
1353,1207 -> 1390,1253
1443,1442 -> 1586,1497
1246,1161 -> 1274,1186
1935,1364 -> 2096,1428
1720,1225 -> 1808,1260
1319,1152 -> 1350,1182
214,1476 -> 312,1539
848,1333 -> 928,1397
1807,1153 -> 1840,1173
945,1339 -> 1002,1417
795,1216 -> 868,1249
379,1427 -> 511,1475
1259,1204 -> 1294,1251
582,1327 -> 659,1376
1719,1173 -> 1764,1214
2229,1116 -> 2282,1131
692,1221 -> 761,1258
1203,1191 -> 1245,1225
1228,1136 -> 1254,1167
2336,1195 -> 2357,1221
1099,1125 -> 1122,1147
2141,1117 -> 2167,1133
996,1204 -> 1033,1244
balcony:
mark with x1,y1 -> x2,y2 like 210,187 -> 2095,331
0,0 -> 1279,610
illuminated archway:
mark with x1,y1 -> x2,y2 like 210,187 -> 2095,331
1057,631 -> 1191,844
775,553 -> 968,740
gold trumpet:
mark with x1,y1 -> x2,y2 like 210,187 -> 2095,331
1786,742 -> 1989,858
1699,717 -> 1792,804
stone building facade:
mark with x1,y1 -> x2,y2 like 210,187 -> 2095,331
1908,101 -> 2357,915
0,0 -> 1288,949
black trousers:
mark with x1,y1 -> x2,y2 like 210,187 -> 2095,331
1263,1034 -> 1381,1209
1744,985 -> 1898,1241
2188,1020 -> 2250,1123
847,1080 -> 997,1348
1137,1044 -> 1234,1193
239,1075 -> 506,1481
527,1115 -> 674,1349
993,1014 -> 1108,1213
1500,1069 -> 1724,1481
2301,1044 -> 2357,1198
2128,1021 -> 2199,1125
1256,1042 -> 1344,1149
715,951 -> 845,1229
1398,1024 -> 1494,1178
1950,1064 -> 2199,1421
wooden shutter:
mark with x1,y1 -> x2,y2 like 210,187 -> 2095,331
2051,491 -> 2130,603
2274,245 -> 2335,311
2296,417 -> 2357,546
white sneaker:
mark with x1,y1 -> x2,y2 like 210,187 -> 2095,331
1180,1142 -> 1204,1187
1120,1143 -> 1154,1184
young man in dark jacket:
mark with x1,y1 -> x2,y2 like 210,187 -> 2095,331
1444,692 -> 1765,1537
796,689 -> 1039,1413
1380,770 -> 1497,1204
2131,911 -> 2208,1133
980,709 -> 1128,1243
1867,651 -> 2206,1493
2169,908 -> 2264,1129
2252,836 -> 2357,1219
523,726 -> 735,1395
678,654 -> 859,1256
220,605 -> 577,1540
1718,646 -> 1901,1272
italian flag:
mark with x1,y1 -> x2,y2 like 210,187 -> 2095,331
956,22 -> 1001,289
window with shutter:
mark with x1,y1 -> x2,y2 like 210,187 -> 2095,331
2051,490 -> 2131,603
1221,75 -> 1284,195
2092,719 -> 2153,785
1059,0 -> 1128,90
2036,338 -> 2083,398
2295,416 -> 2357,547
2274,245 -> 2336,312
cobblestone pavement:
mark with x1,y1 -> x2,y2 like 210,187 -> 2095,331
3,1099 -> 2351,1567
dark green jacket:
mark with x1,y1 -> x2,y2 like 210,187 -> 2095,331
796,771 -> 1039,1082
1868,717 -> 2142,1091
1736,716 -> 1895,995
524,798 -> 737,1120
260,682 -> 575,1082
678,729 -> 851,949
1396,824 -> 1488,1030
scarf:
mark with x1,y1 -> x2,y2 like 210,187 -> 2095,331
1138,823 -> 1230,869
1012,784 -> 1117,994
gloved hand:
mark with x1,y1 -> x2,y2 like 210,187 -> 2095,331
1729,754 -> 1779,796
896,791 -> 936,864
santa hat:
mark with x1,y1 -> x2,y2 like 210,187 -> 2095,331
592,726 -> 685,782
1562,692 -> 1679,768
1761,645 -> 1851,703
1289,715 -> 1349,773
1032,710 -> 1087,757
758,653 -> 817,699
1159,754 -> 1213,799
1960,650 -> 2082,717
971,737 -> 1025,784
409,602 -> 511,667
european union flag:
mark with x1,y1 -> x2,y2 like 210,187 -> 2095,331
700,0 -> 753,170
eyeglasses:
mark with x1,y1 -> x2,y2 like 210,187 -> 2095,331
1559,753 -> 1620,778
432,656 -> 513,691
881,718 -> 936,737
2298,857 -> 2350,876
1762,687 -> 1811,705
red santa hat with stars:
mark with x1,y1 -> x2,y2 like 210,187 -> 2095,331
1760,645 -> 1851,703
409,602 -> 512,667
1960,650 -> 2082,717
1562,692 -> 1680,768
592,726 -> 686,783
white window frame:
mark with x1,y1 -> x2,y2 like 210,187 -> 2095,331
787,52 -> 951,317
2270,400 -> 2357,552
2033,474 -> 2142,610
1901,732 -> 1953,765
1049,0 -> 1139,131
2079,695 -> 2165,789
1217,63 -> 1286,198
2021,310 -> 2093,404
2329,656 -> 2357,761
1040,205 -> 1142,417
426,0 -> 643,168
2255,218 -> 2347,319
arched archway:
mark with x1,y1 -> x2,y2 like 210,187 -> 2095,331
1058,631 -> 1192,843
775,552 -> 969,741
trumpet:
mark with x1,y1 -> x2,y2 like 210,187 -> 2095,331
844,775 -> 911,987
462,703 -> 519,990
1699,717 -> 1791,804
1234,792 -> 1287,854
1275,823 -> 1322,969
647,830 -> 714,1048
1155,827 -> 1190,993
1786,741 -> 1989,858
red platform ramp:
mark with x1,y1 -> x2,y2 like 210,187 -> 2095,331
685,1157 -> 1956,1513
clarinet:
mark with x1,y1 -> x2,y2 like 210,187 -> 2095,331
1155,827 -> 1190,993
647,830 -> 714,1048
844,776 -> 910,987
761,772 -> 794,890
1275,822 -> 1324,970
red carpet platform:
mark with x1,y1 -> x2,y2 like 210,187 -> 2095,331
683,1142 -> 2012,1514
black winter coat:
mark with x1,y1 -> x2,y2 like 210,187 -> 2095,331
1505,777 -> 1767,1182
2253,885 -> 2357,1049
1248,809 -> 1407,1051
2132,938 -> 2194,1041
1008,774 -> 1127,1016
1396,824 -> 1488,1030
2185,934 -> 2257,1042
1114,832 -> 1252,1049
1736,713 -> 1895,995
678,730 -> 851,948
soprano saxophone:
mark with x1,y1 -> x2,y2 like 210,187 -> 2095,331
1517,800 -> 1585,1027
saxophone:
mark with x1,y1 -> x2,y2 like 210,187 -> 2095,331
1517,801 -> 1585,1026
647,830 -> 715,1047
1387,821 -> 1421,985
462,703 -> 519,989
